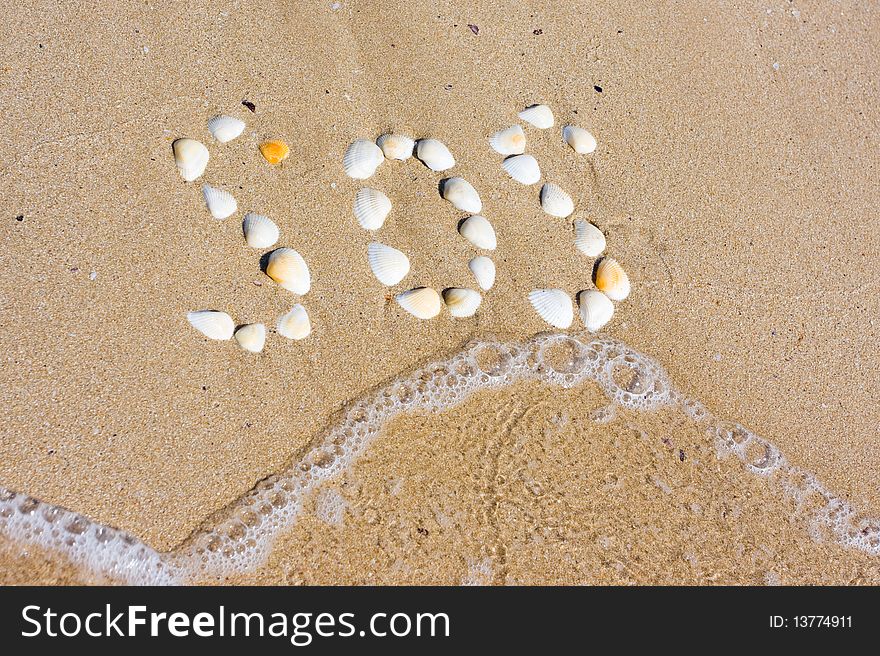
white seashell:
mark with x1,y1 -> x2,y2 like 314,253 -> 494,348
173,138 -> 209,182
468,256 -> 496,291
207,115 -> 245,143
353,188 -> 392,230
502,154 -> 541,185
368,242 -> 410,286
562,125 -> 597,154
442,177 -> 482,214
489,125 -> 526,156
577,290 -> 614,332
594,257 -> 631,301
234,323 -> 266,352
376,133 -> 415,161
443,288 -> 482,318
528,289 -> 573,329
415,139 -> 455,171
277,304 -> 311,340
242,213 -> 280,249
343,139 -> 384,179
201,184 -> 238,220
574,220 -> 606,257
458,215 -> 497,250
395,287 -> 442,320
266,248 -> 311,294
540,183 -> 574,218
518,104 -> 555,129
187,310 -> 234,340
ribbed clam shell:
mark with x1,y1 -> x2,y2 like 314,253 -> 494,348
540,183 -> 574,218
376,133 -> 415,161
202,184 -> 237,220
502,154 -> 541,185
353,188 -> 392,230
368,242 -> 410,286
343,139 -> 384,179
259,139 -> 290,165
563,125 -> 597,154
442,177 -> 482,214
277,304 -> 311,340
172,138 -> 209,182
594,258 -> 630,301
187,310 -> 234,340
458,215 -> 497,250
443,288 -> 482,318
577,290 -> 614,332
468,256 -> 496,291
489,125 -> 526,156
266,248 -> 311,295
574,220 -> 606,257
528,289 -> 573,329
395,287 -> 442,320
207,115 -> 245,143
415,139 -> 455,171
242,213 -> 280,249
518,104 -> 554,129
234,323 -> 266,352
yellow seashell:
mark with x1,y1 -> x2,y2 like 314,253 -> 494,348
259,139 -> 290,165
594,257 -> 631,301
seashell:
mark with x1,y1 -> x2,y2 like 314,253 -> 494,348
489,125 -> 526,156
573,220 -> 606,257
242,213 -> 280,249
376,133 -> 415,161
502,154 -> 541,185
415,139 -> 455,172
458,215 -> 497,250
187,310 -> 234,340
266,248 -> 311,295
259,139 -> 290,165
577,290 -> 614,332
528,289 -> 573,329
343,139 -> 384,179
443,288 -> 482,318
518,104 -> 555,129
202,184 -> 238,220
277,304 -> 311,340
562,125 -> 597,154
540,182 -> 574,218
594,257 -> 630,301
395,287 -> 442,320
468,256 -> 496,291
368,242 -> 410,286
442,177 -> 482,214
172,138 -> 209,182
234,323 -> 266,352
353,188 -> 392,230
207,115 -> 245,143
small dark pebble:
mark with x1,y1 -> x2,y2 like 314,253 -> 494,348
444,83 -> 453,90
15,214 -> 24,222
242,100 -> 256,113
679,449 -> 686,462
468,24 -> 479,35
417,527 -> 429,536
594,85 -> 603,93
533,29 -> 543,35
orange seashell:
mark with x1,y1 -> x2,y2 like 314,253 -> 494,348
259,139 -> 290,165
594,257 -> 631,301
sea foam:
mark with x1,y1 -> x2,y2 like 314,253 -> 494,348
1,332 -> 877,584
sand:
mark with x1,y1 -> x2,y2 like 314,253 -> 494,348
0,0 -> 878,584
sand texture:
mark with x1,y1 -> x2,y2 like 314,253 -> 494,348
0,1 -> 878,584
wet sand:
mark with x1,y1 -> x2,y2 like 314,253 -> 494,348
0,1 -> 878,583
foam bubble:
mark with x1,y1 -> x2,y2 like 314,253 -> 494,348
1,331 -> 878,584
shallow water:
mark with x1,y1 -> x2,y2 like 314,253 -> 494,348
1,332 -> 878,585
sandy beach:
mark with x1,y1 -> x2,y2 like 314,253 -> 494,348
1,0 -> 878,584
